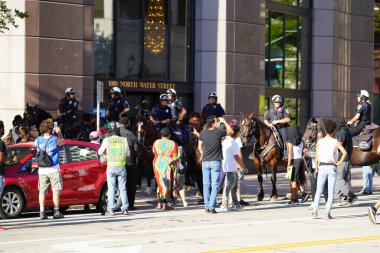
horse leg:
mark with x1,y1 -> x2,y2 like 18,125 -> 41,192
257,166 -> 264,201
270,165 -> 278,201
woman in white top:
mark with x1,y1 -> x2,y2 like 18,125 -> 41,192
287,126 -> 307,205
313,120 -> 347,219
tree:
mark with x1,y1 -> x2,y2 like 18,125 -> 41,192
0,1 -> 28,33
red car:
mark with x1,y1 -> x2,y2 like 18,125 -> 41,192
0,140 -> 120,219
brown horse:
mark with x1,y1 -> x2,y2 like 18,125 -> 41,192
303,118 -> 380,166
240,112 -> 287,201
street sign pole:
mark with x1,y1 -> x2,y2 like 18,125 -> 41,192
96,81 -> 104,135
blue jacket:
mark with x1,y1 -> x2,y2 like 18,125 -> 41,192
36,136 -> 62,166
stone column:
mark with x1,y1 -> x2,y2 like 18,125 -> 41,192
312,0 -> 374,120
24,0 -> 94,115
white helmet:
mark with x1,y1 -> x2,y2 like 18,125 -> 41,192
167,89 -> 177,96
271,95 -> 282,103
110,87 -> 121,94
358,90 -> 369,99
65,87 -> 76,95
208,91 -> 217,99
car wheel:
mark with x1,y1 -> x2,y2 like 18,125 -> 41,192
97,186 -> 122,213
0,187 -> 25,219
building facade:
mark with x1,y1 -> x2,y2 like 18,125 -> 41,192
0,0 -> 376,130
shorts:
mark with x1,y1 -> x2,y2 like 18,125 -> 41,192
38,172 -> 63,195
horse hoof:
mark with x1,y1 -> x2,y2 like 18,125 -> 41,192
257,196 -> 264,201
270,195 -> 278,201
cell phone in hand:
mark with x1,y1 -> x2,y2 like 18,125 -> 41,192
54,122 -> 58,129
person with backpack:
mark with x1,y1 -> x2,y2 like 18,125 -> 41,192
35,120 -> 65,220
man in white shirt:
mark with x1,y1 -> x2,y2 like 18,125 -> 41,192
220,125 -> 248,211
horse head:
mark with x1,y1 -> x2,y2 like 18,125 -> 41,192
303,117 -> 323,151
239,112 -> 257,147
24,103 -> 38,128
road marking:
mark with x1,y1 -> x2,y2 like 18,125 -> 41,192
201,236 -> 380,253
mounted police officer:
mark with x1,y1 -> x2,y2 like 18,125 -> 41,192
201,91 -> 226,121
58,87 -> 79,125
150,94 -> 172,132
106,87 -> 130,122
167,89 -> 188,145
264,95 -> 290,159
347,90 -> 372,137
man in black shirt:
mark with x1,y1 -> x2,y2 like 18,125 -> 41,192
334,118 -> 357,205
0,120 -> 6,230
198,116 -> 233,213
119,117 -> 139,210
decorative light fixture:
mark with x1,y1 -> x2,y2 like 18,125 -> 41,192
144,0 -> 166,54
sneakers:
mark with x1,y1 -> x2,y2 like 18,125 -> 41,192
105,211 -> 115,216
363,190 -> 373,195
40,211 -> 48,220
121,210 -> 129,215
301,193 -> 311,203
231,204 -> 242,210
209,209 -> 217,214
347,196 -> 358,205
183,201 -> 188,207
308,202 -> 314,210
288,199 -> 300,205
0,226 -> 5,231
219,205 -> 229,211
239,200 -> 250,206
53,211 -> 64,219
312,212 -> 318,219
368,206 -> 377,224
325,214 -> 333,220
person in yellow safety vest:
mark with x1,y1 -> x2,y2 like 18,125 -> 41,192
98,121 -> 130,216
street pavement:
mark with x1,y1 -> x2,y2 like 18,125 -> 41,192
0,167 -> 379,253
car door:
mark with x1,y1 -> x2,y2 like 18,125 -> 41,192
67,144 -> 104,204
44,147 -> 74,206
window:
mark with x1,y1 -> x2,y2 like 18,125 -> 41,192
271,0 -> 310,7
5,147 -> 35,166
69,145 -> 99,162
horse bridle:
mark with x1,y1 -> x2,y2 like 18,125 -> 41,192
241,117 -> 256,148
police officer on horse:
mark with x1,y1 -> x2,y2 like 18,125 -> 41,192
201,92 -> 226,121
150,94 -> 172,132
58,87 -> 79,125
347,90 -> 372,137
167,89 -> 188,145
106,87 -> 130,122
264,95 -> 290,159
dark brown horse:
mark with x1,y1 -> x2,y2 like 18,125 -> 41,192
240,112 -> 287,201
303,118 -> 380,166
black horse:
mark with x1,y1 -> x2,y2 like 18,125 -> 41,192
23,103 -> 52,136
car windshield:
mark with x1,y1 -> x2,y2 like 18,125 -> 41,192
5,147 -> 35,166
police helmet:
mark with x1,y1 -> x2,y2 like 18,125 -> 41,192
271,95 -> 282,104
208,91 -> 218,99
110,87 -> 122,94
358,90 -> 369,100
65,87 -> 76,95
166,89 -> 177,97
160,94 -> 169,101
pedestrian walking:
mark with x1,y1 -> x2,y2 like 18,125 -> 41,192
0,120 -> 6,230
286,125 -> 308,205
98,121 -> 130,216
152,127 -> 180,210
198,116 -> 233,214
313,120 -> 347,219
334,119 -> 357,205
359,165 -> 373,195
220,125 -> 248,211
368,199 -> 380,224
119,117 -> 139,210
35,120 -> 65,219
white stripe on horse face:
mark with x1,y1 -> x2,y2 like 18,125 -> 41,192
242,120 -> 245,125
137,122 -> 143,132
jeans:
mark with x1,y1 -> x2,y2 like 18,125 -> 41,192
202,161 -> 221,210
362,166 -> 373,192
0,176 -> 4,196
313,165 -> 337,214
221,172 -> 239,207
107,166 -> 129,212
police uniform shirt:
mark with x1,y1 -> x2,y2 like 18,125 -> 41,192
202,103 -> 225,119
108,97 -> 130,121
58,97 -> 75,115
72,99 -> 79,112
264,106 -> 290,126
169,100 -> 182,121
152,105 -> 172,121
356,101 -> 371,123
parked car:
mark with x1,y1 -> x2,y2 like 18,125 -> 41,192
0,140 -> 120,219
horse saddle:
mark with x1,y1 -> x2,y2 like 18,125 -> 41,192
355,123 -> 379,151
